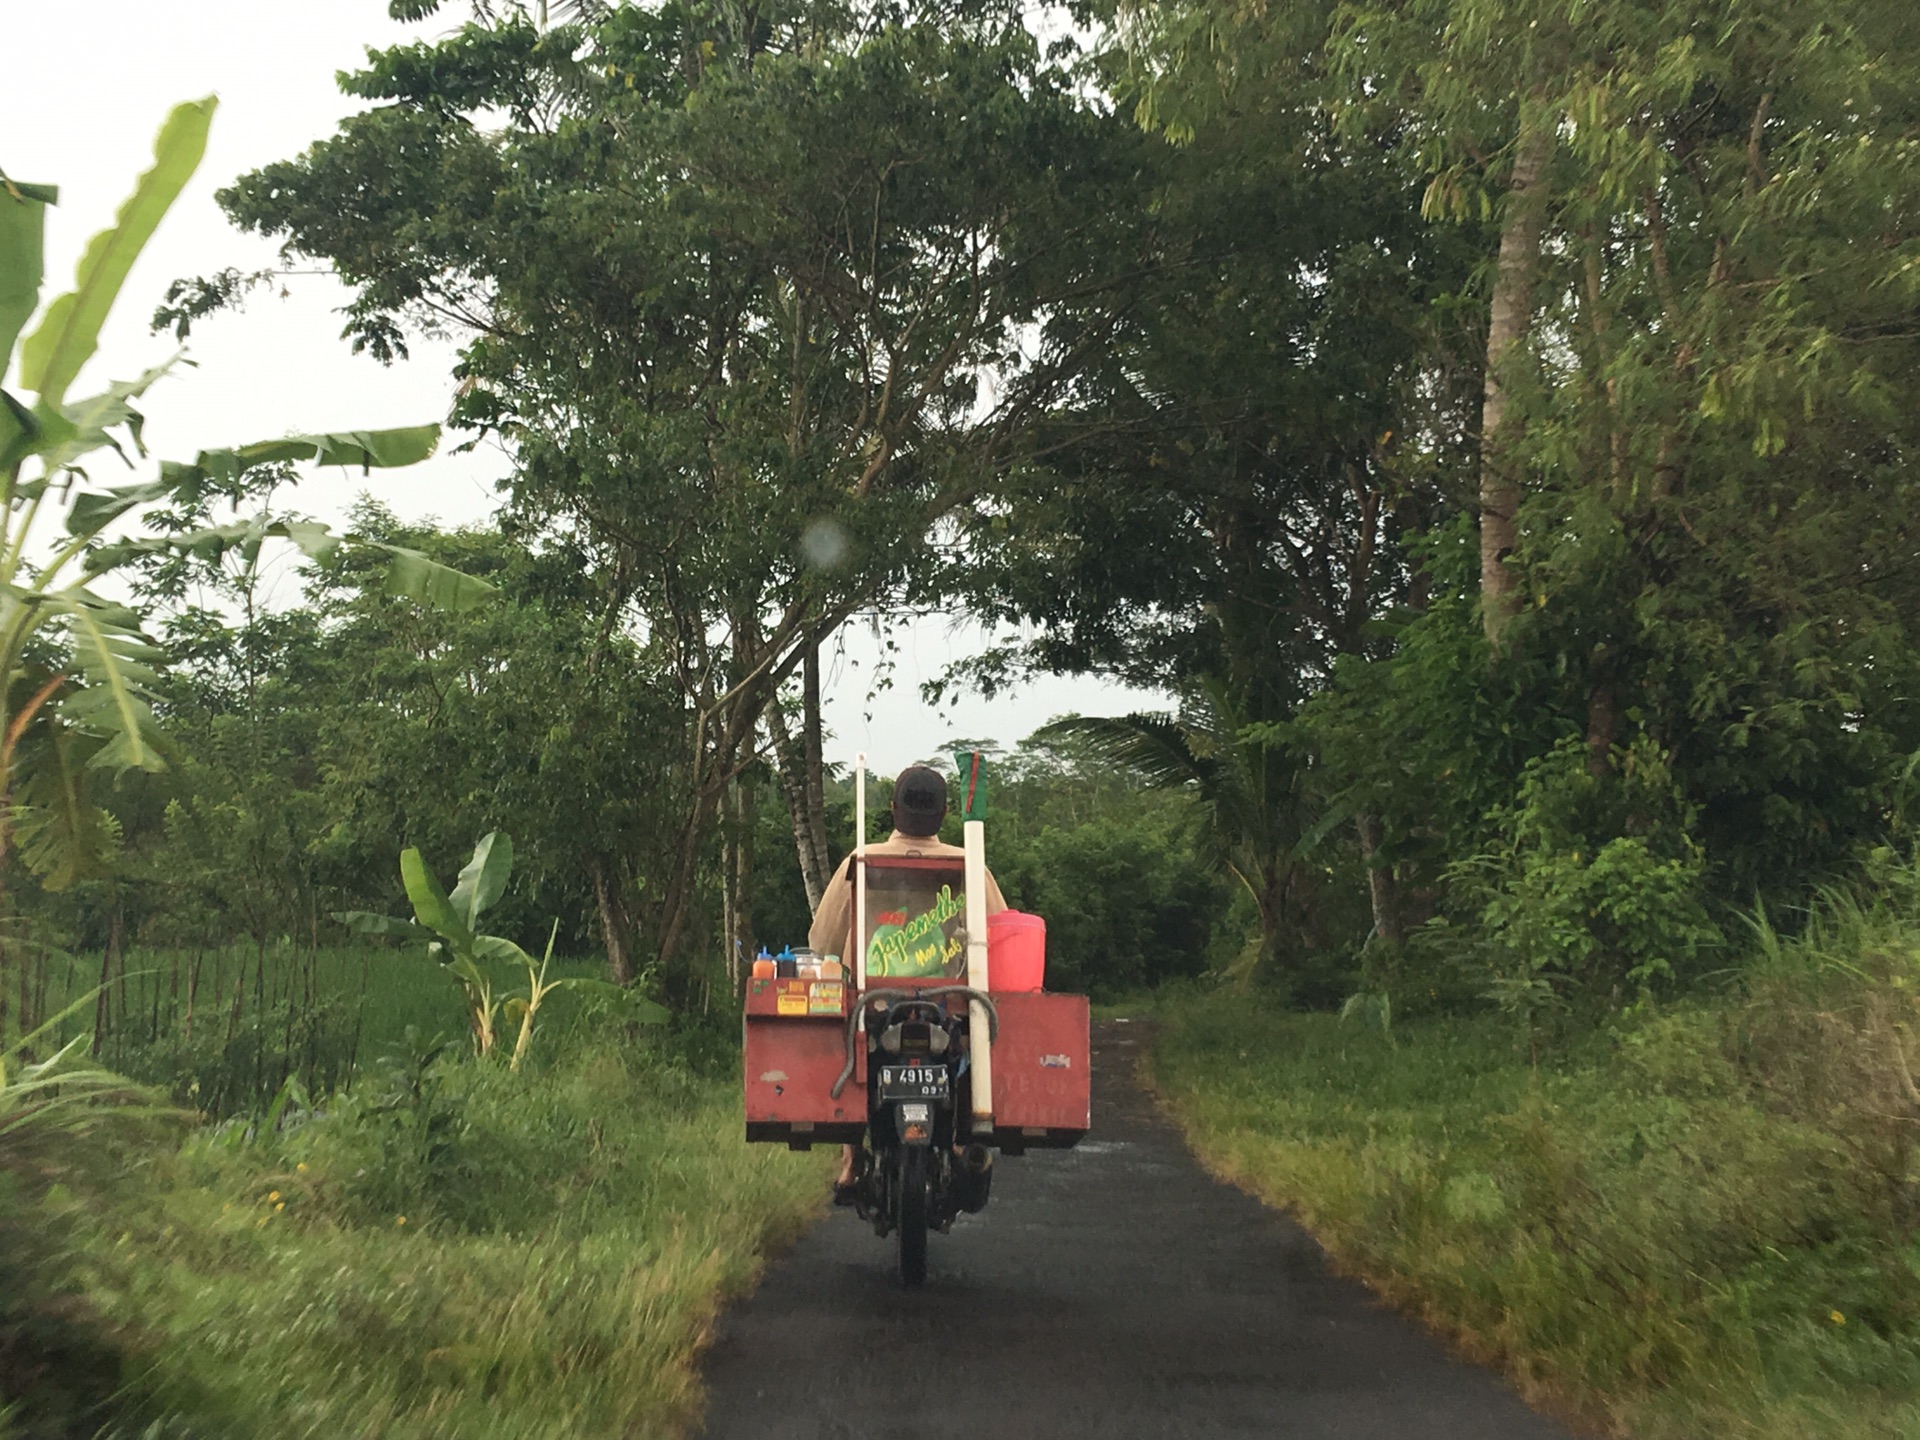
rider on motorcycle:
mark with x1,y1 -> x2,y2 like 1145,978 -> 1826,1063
809,763 -> 1006,1199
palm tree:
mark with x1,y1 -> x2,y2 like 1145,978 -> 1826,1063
1040,677 -> 1307,985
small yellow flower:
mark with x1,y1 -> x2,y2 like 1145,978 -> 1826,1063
296,1162 -> 308,1173
256,1216 -> 268,1228
395,1215 -> 408,1227
267,1190 -> 281,1203
274,1201 -> 285,1212
1830,1310 -> 1847,1326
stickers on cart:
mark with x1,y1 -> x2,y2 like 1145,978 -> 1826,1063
1040,1054 -> 1073,1068
776,980 -> 810,1016
807,981 -> 844,1015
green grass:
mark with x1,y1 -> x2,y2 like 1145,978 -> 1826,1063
3,942 -> 829,1439
11,1023 -> 827,1439
1152,959 -> 1920,1437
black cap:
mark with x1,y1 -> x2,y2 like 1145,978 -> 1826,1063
892,765 -> 948,837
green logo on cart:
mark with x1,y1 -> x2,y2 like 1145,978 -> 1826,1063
868,884 -> 964,978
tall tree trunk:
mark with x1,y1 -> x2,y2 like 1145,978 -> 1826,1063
737,765 -> 757,972
93,907 -> 124,1058
590,857 -> 635,987
720,769 -> 758,994
720,808 -> 741,993
802,638 -> 830,880
768,700 -> 829,911
0,807 -> 11,1040
1480,119 -> 1556,650
654,725 -> 740,1009
1586,673 -> 1618,777
1355,812 -> 1404,946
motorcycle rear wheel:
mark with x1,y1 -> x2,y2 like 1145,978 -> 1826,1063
896,1146 -> 929,1286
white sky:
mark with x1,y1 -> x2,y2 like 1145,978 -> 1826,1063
7,0 -> 1161,773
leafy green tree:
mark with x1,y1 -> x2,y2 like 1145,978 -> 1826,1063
1040,687 -> 1316,986
121,505 -> 692,985
198,1 -> 1144,1003
1093,0 -> 1920,998
980,731 -> 1232,997
1327,0 -> 1920,905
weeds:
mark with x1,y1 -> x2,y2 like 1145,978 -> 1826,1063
1153,877 -> 1920,1438
15,1017 -> 824,1438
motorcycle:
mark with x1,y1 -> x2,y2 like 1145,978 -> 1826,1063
742,752 -> 1089,1286
838,987 -> 999,1284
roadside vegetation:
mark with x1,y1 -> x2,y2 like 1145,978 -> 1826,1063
7,0 -> 1920,1431
5,951 -> 823,1439
1153,865 -> 1920,1438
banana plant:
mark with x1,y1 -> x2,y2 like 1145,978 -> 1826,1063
0,98 -> 493,889
337,833 -> 668,1067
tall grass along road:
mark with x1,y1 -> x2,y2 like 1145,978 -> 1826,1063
697,1021 -> 1567,1439
2,961 -> 828,1440
1151,916 -> 1920,1440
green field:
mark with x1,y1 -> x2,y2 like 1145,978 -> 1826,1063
19,941 -> 620,1115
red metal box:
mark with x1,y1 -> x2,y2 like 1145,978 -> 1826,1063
741,982 -> 1089,1150
742,976 -> 862,1146
988,991 -> 1089,1147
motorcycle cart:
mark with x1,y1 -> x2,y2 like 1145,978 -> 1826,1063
742,755 -> 1090,1285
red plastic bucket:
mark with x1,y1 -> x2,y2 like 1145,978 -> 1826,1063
988,910 -> 1046,992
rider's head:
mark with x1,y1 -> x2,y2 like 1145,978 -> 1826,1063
891,765 -> 948,838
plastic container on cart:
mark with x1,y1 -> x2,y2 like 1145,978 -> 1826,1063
987,910 -> 1046,991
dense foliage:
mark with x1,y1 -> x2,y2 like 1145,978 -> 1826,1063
8,0 -> 1920,1425
11,0 -> 1915,1106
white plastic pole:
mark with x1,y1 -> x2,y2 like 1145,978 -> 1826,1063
854,753 -> 868,993
964,817 -> 993,1133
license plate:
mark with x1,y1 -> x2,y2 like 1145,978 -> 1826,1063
878,1064 -> 948,1100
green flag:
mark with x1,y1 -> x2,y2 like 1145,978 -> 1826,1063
952,750 -> 988,821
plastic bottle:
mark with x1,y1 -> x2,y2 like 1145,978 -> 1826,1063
751,948 -> 776,980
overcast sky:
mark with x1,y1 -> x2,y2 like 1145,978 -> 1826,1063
8,0 -> 1162,774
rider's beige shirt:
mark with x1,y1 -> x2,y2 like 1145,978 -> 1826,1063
807,831 -> 1008,963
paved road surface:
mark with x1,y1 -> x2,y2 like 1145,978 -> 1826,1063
698,1020 -> 1572,1440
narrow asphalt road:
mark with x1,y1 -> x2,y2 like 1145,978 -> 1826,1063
698,1020 -> 1573,1440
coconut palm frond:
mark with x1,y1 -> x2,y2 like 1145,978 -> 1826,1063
1045,676 -> 1310,987
1037,711 -> 1217,794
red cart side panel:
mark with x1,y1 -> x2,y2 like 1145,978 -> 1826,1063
742,976 -> 860,1142
989,992 -> 1090,1133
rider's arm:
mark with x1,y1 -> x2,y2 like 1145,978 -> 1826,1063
982,866 -> 1009,917
807,853 -> 855,957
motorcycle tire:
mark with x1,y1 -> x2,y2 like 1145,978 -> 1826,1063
896,1146 -> 929,1287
